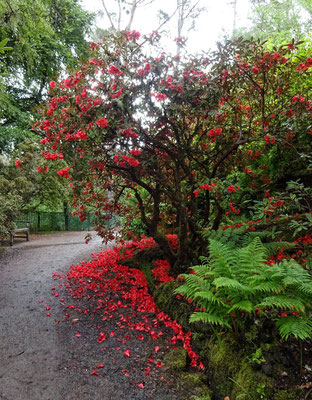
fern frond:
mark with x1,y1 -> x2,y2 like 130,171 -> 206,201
296,283 -> 312,296
208,239 -> 235,276
263,241 -> 295,256
191,264 -> 212,278
174,274 -> 211,299
257,295 -> 306,311
228,300 -> 253,313
189,311 -> 231,328
193,291 -> 225,306
251,281 -> 284,293
276,316 -> 312,340
213,277 -> 250,293
236,237 -> 267,275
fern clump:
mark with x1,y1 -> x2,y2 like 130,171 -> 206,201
175,237 -> 312,340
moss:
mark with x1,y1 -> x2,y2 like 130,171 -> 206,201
273,389 -> 305,400
139,261 -> 156,292
231,363 -> 274,400
178,372 -> 212,399
208,337 -> 242,396
164,347 -> 187,370
154,280 -> 193,332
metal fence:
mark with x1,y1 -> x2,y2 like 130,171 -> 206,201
18,212 -> 95,232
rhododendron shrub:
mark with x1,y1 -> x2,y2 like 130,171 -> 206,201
35,33 -> 311,272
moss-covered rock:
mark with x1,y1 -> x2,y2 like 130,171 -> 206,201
165,347 -> 187,370
154,280 -> 193,332
207,337 -> 242,397
178,372 -> 212,399
231,363 -> 274,400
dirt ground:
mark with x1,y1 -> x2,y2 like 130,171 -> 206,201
0,232 -> 203,400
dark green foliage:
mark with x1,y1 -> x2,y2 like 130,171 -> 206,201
176,237 -> 312,340
202,226 -> 295,256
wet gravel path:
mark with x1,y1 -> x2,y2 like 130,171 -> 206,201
0,232 -> 108,400
0,232 -> 203,400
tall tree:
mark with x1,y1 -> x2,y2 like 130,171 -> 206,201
236,0 -> 312,42
0,0 -> 94,154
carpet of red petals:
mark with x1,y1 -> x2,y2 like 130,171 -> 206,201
47,235 -> 205,398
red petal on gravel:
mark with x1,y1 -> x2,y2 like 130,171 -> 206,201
124,349 -> 130,357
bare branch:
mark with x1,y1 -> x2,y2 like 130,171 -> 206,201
117,0 -> 122,31
125,0 -> 138,30
101,0 -> 116,30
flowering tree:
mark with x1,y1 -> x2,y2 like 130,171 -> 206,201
35,32 -> 312,272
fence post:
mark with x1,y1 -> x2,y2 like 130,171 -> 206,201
64,202 -> 70,231
37,213 -> 40,231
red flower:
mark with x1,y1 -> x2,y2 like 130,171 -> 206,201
15,160 -> 22,169
227,185 -> 236,193
96,117 -> 109,128
49,81 -> 56,88
107,65 -> 123,76
97,332 -> 106,343
124,349 -> 130,357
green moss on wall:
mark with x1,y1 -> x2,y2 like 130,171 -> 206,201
165,347 -> 187,370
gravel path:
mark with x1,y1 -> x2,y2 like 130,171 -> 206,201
0,232 -> 204,400
0,232 -> 109,400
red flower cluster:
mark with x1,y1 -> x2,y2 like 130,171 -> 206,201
226,185 -> 236,193
208,127 -> 222,142
152,259 -> 174,284
57,167 -> 71,178
124,30 -> 140,41
296,57 -> 312,72
120,128 -> 138,139
107,65 -> 123,76
96,117 -> 109,128
151,92 -> 167,101
114,154 -> 140,167
36,166 -> 48,173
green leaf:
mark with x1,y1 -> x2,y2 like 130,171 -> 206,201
276,316 -> 312,340
228,300 -> 253,313
189,312 -> 231,329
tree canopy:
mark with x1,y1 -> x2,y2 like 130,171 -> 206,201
0,0 -> 94,154
236,0 -> 312,43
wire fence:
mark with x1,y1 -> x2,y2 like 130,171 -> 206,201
18,212 -> 96,232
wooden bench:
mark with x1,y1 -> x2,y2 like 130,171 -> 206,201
9,221 -> 30,246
